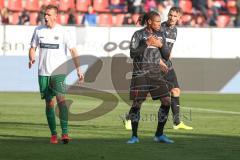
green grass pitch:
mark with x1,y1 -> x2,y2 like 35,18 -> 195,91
0,92 -> 240,160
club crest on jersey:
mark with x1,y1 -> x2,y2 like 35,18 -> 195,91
156,36 -> 163,42
132,36 -> 136,43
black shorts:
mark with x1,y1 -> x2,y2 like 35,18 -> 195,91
130,75 -> 170,100
164,68 -> 180,90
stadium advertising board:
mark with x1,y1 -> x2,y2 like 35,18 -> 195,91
1,26 -> 240,58
75,27 -> 109,57
172,28 -> 212,58
211,28 -> 240,58
0,25 -> 4,56
3,25 -> 35,56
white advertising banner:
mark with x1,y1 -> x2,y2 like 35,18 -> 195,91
211,28 -> 240,58
1,26 -> 240,58
76,27 -> 110,57
0,26 -> 3,56
172,28 -> 212,58
4,25 -> 35,56
108,27 -> 140,56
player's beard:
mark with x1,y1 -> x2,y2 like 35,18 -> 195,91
152,27 -> 160,32
153,25 -> 161,31
169,20 -> 177,27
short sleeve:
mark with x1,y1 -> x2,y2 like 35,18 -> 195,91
30,28 -> 39,48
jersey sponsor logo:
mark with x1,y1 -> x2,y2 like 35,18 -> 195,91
157,36 -> 163,41
40,43 -> 59,49
147,46 -> 158,48
166,38 -> 175,44
54,36 -> 59,40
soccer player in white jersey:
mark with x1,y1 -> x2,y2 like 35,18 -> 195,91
28,5 -> 84,144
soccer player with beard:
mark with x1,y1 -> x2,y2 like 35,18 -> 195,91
161,7 -> 193,130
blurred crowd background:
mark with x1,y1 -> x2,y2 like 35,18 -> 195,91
0,0 -> 240,27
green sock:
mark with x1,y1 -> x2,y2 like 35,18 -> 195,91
58,103 -> 68,135
45,107 -> 57,135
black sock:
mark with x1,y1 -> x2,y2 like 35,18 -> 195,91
131,121 -> 139,138
155,105 -> 170,137
128,106 -> 141,137
171,96 -> 180,125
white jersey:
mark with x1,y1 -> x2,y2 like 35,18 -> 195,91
30,24 -> 75,76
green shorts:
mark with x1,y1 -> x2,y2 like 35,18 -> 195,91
38,74 -> 66,100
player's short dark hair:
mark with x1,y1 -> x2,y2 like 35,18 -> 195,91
46,4 -> 59,14
137,11 -> 160,26
169,7 -> 182,15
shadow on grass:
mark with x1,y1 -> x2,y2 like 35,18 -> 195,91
0,131 -> 239,160
0,121 -> 125,130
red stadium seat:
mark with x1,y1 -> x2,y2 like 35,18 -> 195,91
25,0 -> 40,11
132,13 -> 140,24
93,0 -> 110,12
227,0 -> 237,15
111,0 -> 121,5
57,13 -> 69,25
112,14 -> 124,26
8,0 -> 23,11
8,11 -> 20,24
0,0 -> 5,9
29,12 -> 38,25
181,14 -> 192,24
75,13 -> 84,25
59,0 -> 75,11
76,0 -> 91,12
42,0 -> 58,6
98,14 -> 113,26
216,15 -> 230,27
179,0 -> 192,14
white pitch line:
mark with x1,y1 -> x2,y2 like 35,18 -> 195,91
141,103 -> 240,115
182,107 -> 240,115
